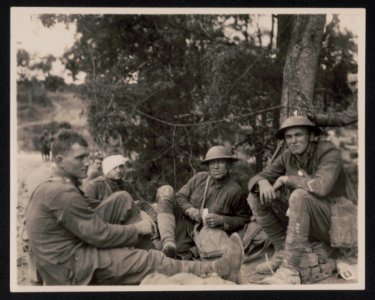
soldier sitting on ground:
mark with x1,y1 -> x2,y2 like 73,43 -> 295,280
156,145 -> 251,259
247,116 -> 357,284
83,152 -> 159,249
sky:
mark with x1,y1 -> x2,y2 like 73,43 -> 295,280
12,9 -> 362,85
13,11 -> 84,84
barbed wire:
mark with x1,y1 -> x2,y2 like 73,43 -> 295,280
134,104 -> 324,128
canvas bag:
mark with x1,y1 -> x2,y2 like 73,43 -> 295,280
192,176 -> 230,259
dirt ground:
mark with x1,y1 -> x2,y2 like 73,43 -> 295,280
14,152 -> 354,287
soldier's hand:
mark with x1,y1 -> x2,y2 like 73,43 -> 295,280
258,180 -> 277,206
272,176 -> 288,191
205,213 -> 224,228
139,210 -> 158,236
134,219 -> 154,236
185,207 -> 202,223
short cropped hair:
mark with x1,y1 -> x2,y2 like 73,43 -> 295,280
51,129 -> 88,158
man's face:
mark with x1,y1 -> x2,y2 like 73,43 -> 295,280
209,159 -> 229,180
92,159 -> 102,171
59,143 -> 90,179
347,73 -> 358,94
107,165 -> 125,181
284,127 -> 311,156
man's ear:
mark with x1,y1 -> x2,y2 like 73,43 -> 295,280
54,155 -> 64,166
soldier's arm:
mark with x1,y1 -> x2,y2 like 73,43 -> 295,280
314,98 -> 358,127
175,174 -> 199,212
52,190 -> 140,248
248,153 -> 286,192
285,146 -> 342,197
222,192 -> 251,231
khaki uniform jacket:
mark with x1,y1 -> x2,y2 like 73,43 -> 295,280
248,141 -> 357,248
25,176 -> 140,285
176,171 -> 251,232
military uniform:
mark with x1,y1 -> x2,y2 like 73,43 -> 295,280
83,175 -> 157,222
314,94 -> 357,127
158,171 -> 251,255
25,175 -> 218,285
248,140 -> 357,270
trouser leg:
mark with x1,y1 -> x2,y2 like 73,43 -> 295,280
95,191 -> 154,250
156,185 -> 177,245
156,185 -> 195,255
283,189 -> 331,270
248,192 -> 288,250
95,191 -> 141,224
94,248 -> 214,285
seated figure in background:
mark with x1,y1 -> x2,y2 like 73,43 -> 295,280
81,152 -> 103,186
309,70 -> 358,127
84,153 -> 159,249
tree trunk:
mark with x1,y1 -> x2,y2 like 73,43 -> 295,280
280,15 -> 326,123
273,15 -> 294,132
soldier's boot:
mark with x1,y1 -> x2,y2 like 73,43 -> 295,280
157,213 -> 177,258
157,233 -> 244,283
211,233 -> 244,283
260,266 -> 301,285
256,249 -> 284,274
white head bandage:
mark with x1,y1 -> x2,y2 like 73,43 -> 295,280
102,155 -> 126,175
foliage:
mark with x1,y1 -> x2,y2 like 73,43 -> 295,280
316,14 -> 358,111
39,14 -> 356,201
44,75 -> 66,91
17,80 -> 51,104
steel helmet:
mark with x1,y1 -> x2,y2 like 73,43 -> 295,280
201,145 -> 238,164
275,115 -> 321,139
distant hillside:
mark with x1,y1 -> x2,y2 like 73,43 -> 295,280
17,88 -> 94,151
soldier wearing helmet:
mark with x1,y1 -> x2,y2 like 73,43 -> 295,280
156,145 -> 251,259
247,115 -> 357,284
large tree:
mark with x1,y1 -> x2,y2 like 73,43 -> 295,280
280,15 -> 326,122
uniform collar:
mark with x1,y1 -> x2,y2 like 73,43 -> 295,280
54,170 -> 81,187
